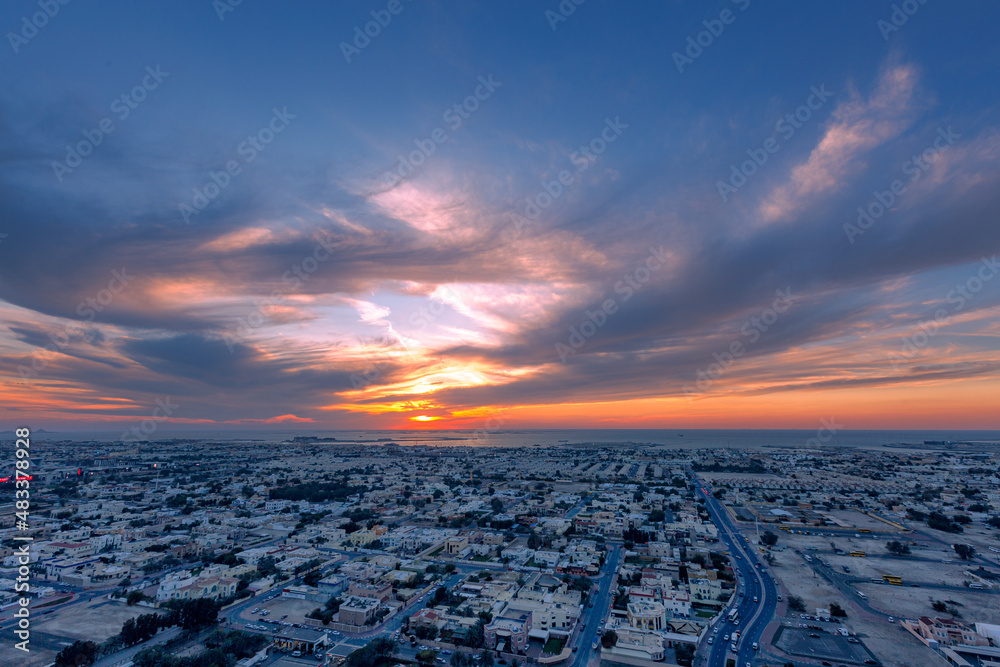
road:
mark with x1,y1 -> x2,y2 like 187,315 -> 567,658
697,479 -> 777,667
569,544 -> 622,667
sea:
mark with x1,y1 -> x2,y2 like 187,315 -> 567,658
27,428 -> 1000,451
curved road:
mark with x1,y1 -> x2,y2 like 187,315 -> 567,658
697,480 -> 778,667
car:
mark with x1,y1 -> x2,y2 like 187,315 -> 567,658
809,634 -> 821,638
888,617 -> 894,623
707,638 -> 714,645
724,634 -> 729,641
281,614 -> 288,620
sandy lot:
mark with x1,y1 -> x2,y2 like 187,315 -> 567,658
856,582 -> 1000,624
823,510 -> 907,532
34,597 -> 163,642
766,541 -> 940,667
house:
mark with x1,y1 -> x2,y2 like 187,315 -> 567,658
485,609 -> 532,655
446,535 -> 468,555
347,581 -> 393,603
338,596 -> 380,627
601,627 -> 665,663
917,617 -> 990,647
627,600 -> 667,631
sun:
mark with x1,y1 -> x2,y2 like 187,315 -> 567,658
410,415 -> 441,422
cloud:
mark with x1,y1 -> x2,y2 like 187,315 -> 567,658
759,61 -> 924,224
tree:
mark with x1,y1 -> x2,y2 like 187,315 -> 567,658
649,508 -> 665,523
346,637 -> 396,667
527,532 -> 541,550
126,590 -> 147,605
480,650 -> 494,667
431,586 -> 450,606
761,531 -> 778,547
675,642 -> 695,666
491,498 -> 504,513
601,630 -> 618,648
830,603 -> 847,618
932,600 -> 948,612
928,512 -> 962,533
416,650 -> 437,665
164,597 -> 219,630
55,640 -> 98,667
886,540 -> 911,556
465,619 -> 486,648
954,543 -> 976,561
787,595 -> 806,612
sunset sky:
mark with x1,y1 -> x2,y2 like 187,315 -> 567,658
2,1 -> 999,432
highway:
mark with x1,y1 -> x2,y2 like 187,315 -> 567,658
697,480 -> 777,667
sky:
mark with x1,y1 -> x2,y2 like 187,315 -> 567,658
1,1 -> 999,433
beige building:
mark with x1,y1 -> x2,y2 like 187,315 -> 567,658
339,595 -> 380,626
